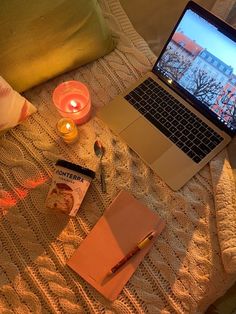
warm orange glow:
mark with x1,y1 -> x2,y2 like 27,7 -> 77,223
0,175 -> 48,212
15,188 -> 28,199
0,191 -> 17,207
24,177 -> 47,188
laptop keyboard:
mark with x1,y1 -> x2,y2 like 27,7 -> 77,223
124,77 -> 223,163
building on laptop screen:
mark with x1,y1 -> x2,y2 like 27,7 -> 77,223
155,9 -> 236,130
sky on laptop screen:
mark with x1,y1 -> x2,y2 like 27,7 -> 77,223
155,9 -> 236,131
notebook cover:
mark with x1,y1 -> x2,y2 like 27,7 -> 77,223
67,190 -> 165,301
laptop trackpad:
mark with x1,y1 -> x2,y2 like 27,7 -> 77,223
120,117 -> 172,164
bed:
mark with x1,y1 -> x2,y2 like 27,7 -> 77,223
0,0 -> 236,313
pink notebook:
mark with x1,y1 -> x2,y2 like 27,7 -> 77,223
67,190 -> 165,301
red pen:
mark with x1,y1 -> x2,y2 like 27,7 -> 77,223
110,231 -> 156,274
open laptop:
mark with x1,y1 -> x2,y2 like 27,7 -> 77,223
97,1 -> 236,191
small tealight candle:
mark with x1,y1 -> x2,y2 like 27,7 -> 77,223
57,118 -> 79,144
53,80 -> 91,125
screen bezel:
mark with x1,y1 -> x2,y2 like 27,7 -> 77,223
152,0 -> 236,137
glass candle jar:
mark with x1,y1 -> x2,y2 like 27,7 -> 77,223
57,118 -> 79,144
53,80 -> 91,125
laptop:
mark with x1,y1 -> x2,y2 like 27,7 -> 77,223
97,1 -> 236,191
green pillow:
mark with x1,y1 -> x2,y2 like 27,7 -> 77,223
0,0 -> 116,92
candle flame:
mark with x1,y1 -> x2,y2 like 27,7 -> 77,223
70,100 -> 78,113
70,100 -> 77,108
66,122 -> 72,130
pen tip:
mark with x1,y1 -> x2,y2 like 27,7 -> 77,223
107,270 -> 114,276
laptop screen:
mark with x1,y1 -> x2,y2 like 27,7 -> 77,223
153,2 -> 236,136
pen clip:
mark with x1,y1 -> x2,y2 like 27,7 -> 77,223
140,231 -> 155,242
137,231 -> 155,249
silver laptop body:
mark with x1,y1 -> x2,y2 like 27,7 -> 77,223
98,1 -> 236,190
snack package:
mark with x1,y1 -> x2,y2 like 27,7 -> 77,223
46,160 -> 95,216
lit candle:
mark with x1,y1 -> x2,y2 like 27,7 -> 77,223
53,80 -> 92,125
56,118 -> 79,144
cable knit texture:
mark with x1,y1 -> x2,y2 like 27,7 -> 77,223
0,0 -> 235,313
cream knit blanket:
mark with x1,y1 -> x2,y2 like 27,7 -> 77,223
0,0 -> 236,313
